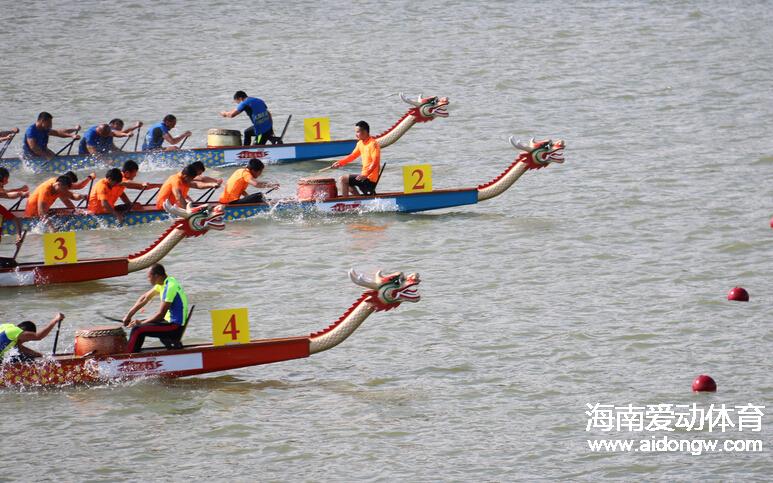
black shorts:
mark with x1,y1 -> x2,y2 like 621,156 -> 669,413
348,175 -> 377,194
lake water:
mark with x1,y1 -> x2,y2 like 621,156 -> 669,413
1,0 -> 773,480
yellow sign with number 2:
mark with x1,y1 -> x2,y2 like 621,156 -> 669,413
402,164 -> 433,193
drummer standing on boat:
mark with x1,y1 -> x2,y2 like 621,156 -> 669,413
0,167 -> 28,247
329,121 -> 381,196
0,313 -> 65,363
22,112 -> 81,160
142,114 -> 191,151
218,159 -> 278,204
220,91 -> 276,146
122,264 -> 189,352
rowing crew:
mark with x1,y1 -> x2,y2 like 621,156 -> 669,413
2,89 -> 281,160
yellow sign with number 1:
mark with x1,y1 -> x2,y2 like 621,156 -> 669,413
402,164 -> 433,193
210,308 -> 251,346
43,232 -> 78,265
304,117 -> 330,142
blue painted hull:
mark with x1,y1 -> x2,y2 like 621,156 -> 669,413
0,140 -> 358,173
1,189 -> 480,235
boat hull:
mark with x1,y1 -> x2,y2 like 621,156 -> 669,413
0,336 -> 311,388
0,258 -> 128,287
2,189 -> 481,235
0,140 -> 358,173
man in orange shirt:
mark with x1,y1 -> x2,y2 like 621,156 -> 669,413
218,159 -> 278,204
329,121 -> 381,196
87,168 -> 132,221
0,167 -> 27,249
156,164 -> 221,209
24,175 -> 85,218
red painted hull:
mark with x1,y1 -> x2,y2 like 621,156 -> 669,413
0,336 -> 311,388
0,258 -> 129,286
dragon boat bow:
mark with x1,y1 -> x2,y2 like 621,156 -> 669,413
1,136 -> 565,234
0,269 -> 420,388
0,94 -> 448,173
0,202 -> 224,287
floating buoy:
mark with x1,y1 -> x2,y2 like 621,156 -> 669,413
727,287 -> 749,301
692,374 -> 717,392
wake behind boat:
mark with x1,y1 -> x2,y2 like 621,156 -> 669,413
0,94 -> 449,173
0,269 -> 420,388
0,137 -> 566,236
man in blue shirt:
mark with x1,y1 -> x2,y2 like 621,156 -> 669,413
142,114 -> 191,151
78,124 -> 118,155
220,90 -> 276,145
23,112 -> 81,160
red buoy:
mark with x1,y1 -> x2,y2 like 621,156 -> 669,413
727,287 -> 749,301
692,374 -> 717,392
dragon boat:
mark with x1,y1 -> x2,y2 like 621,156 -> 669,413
0,202 -> 224,287
0,269 -> 420,388
0,137 -> 566,235
0,94 -> 449,173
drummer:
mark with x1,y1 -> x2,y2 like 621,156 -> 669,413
218,159 -> 278,204
142,114 -> 191,151
328,121 -> 381,196
122,264 -> 189,352
155,164 -> 222,209
219,90 -> 276,145
0,167 -> 28,247
22,112 -> 81,160
0,313 -> 65,363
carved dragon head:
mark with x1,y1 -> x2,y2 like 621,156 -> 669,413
163,201 -> 226,237
400,92 -> 450,122
349,268 -> 421,311
509,136 -> 565,170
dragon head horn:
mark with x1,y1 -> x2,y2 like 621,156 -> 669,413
349,268 -> 379,289
163,200 -> 190,218
399,92 -> 421,107
509,136 -> 533,152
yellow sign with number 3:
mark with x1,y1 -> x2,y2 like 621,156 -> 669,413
43,232 -> 78,265
304,117 -> 331,142
402,164 -> 433,193
210,308 -> 250,346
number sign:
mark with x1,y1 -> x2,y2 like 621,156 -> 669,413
402,164 -> 433,193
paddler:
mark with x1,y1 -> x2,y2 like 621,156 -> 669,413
24,174 -> 88,218
218,159 -> 278,204
109,118 -> 143,145
78,123 -> 119,156
327,121 -> 381,196
219,90 -> 277,145
0,313 -> 65,364
86,168 -> 133,221
22,112 -> 81,160
155,164 -> 221,209
142,114 -> 191,151
0,167 -> 28,247
120,159 -> 162,192
0,127 -> 19,142
122,264 -> 188,352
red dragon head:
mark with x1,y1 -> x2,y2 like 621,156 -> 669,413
399,92 -> 450,123
509,136 -> 565,170
349,268 -> 421,311
163,201 -> 226,237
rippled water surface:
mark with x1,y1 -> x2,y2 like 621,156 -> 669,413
2,0 -> 773,480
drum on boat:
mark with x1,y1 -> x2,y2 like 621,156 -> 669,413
297,178 -> 338,201
207,128 -> 242,147
74,326 -> 127,356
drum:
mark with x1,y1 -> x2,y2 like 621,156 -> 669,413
74,326 -> 127,356
207,128 -> 242,147
297,178 -> 338,201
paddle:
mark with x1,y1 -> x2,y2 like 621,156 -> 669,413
55,125 -> 82,157
76,176 -> 95,208
134,126 -> 141,152
119,134 -> 132,151
0,131 -> 17,158
317,166 -> 333,173
11,230 -> 27,260
276,115 -> 292,143
194,187 -> 215,203
51,317 -> 63,355
178,135 -> 189,150
10,195 -> 25,212
145,188 -> 160,206
97,311 -> 124,323
124,188 -> 146,215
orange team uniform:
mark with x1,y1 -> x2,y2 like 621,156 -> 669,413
337,137 -> 381,183
24,178 -> 60,216
87,178 -> 124,214
218,168 -> 253,204
156,173 -> 190,209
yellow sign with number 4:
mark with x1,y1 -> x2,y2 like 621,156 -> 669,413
402,164 -> 433,193
43,232 -> 78,265
211,308 -> 251,346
